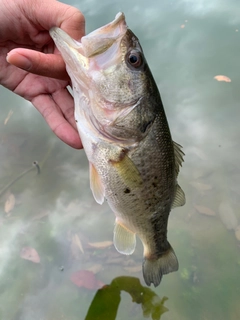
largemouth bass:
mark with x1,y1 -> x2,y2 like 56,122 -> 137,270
50,12 -> 185,287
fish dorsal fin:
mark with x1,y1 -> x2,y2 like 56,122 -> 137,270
113,220 -> 136,255
172,184 -> 186,209
173,141 -> 184,176
89,162 -> 105,204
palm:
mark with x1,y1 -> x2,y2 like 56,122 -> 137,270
0,0 -> 85,148
1,38 -> 80,147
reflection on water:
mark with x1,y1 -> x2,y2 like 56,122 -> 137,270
1,0 -> 240,319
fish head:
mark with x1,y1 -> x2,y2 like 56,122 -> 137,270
50,13 -> 156,144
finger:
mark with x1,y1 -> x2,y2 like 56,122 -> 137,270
51,87 -> 78,130
28,0 -> 85,40
56,7 -> 85,40
32,93 -> 82,149
7,49 -> 69,80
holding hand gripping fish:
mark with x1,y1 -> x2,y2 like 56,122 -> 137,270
50,12 -> 185,287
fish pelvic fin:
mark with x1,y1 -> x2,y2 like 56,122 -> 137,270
142,244 -> 179,287
89,162 -> 105,204
113,219 -> 136,255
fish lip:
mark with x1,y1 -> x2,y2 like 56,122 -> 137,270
49,12 -> 127,60
81,12 -> 127,58
86,12 -> 126,39
49,27 -> 82,51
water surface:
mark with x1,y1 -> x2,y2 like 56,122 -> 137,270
1,0 -> 240,319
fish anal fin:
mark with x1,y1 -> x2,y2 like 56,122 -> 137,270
89,162 -> 105,204
113,220 -> 136,255
142,243 -> 179,287
172,184 -> 186,209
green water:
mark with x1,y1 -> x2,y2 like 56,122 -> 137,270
1,0 -> 240,319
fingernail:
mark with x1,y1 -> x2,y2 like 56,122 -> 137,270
7,53 -> 32,70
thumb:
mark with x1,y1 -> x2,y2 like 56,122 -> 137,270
7,49 -> 69,80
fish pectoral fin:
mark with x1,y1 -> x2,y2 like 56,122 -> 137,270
172,184 -> 186,209
113,220 -> 136,255
173,141 -> 184,176
89,162 -> 105,204
109,151 -> 143,190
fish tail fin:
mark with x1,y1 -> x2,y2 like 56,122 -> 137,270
142,244 -> 179,287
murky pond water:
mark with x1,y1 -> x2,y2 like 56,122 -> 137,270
1,0 -> 240,319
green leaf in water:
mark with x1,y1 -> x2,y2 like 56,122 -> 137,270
85,276 -> 168,320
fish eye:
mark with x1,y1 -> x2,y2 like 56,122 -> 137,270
126,50 -> 143,68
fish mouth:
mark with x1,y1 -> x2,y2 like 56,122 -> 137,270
81,12 -> 127,58
49,12 -> 127,71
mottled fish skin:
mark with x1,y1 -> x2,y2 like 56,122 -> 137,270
50,12 -> 185,287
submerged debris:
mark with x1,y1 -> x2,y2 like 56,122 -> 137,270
4,193 -> 15,214
235,226 -> 240,241
218,201 -> 238,230
20,247 -> 40,263
0,161 -> 40,198
194,205 -> 216,216
88,241 -> 113,249
70,270 -> 104,290
214,75 -> 231,82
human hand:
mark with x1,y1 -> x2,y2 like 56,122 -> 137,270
0,0 -> 85,148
